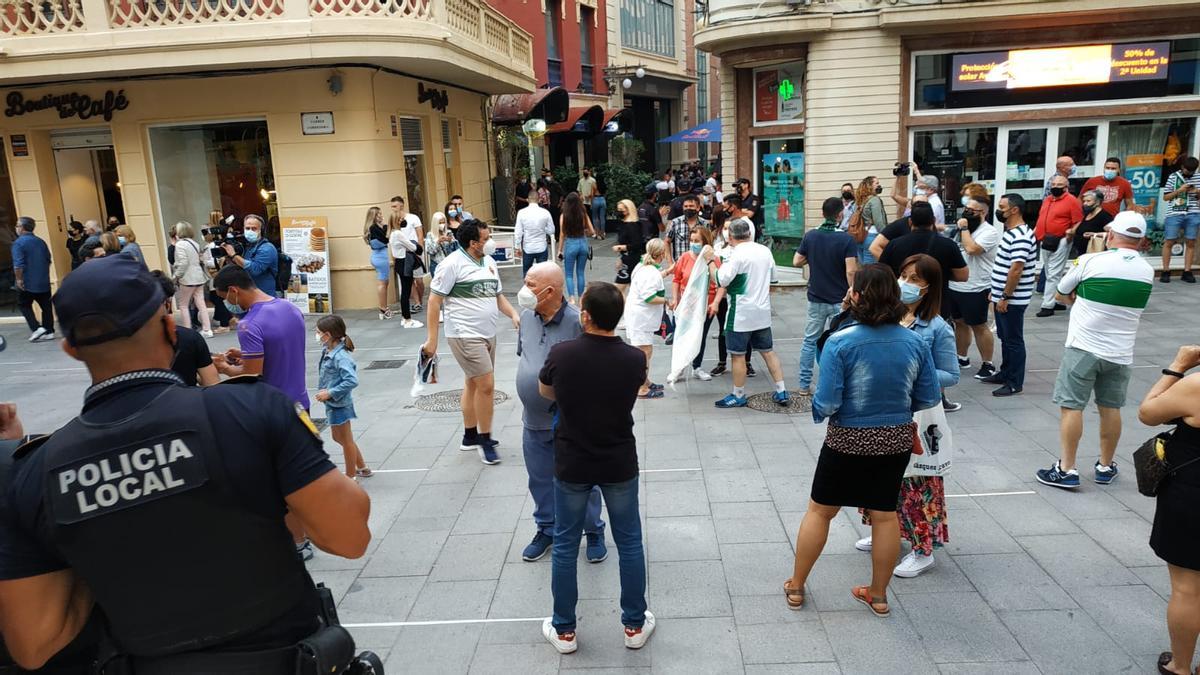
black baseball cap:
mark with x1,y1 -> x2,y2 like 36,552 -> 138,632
53,254 -> 165,346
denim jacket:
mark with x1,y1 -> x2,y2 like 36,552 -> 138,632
812,320 -> 941,427
317,342 -> 358,408
909,315 -> 960,390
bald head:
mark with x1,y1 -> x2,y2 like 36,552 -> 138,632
1056,156 -> 1075,176
524,261 -> 565,318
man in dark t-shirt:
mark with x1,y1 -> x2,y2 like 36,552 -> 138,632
537,282 -> 655,655
880,202 -> 969,317
152,271 -> 218,386
794,197 -> 858,393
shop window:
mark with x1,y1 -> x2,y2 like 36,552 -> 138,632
149,120 -> 277,243
545,0 -> 563,88
753,61 -> 804,126
400,117 -> 429,224
0,140 -> 19,316
1058,126 -> 1099,178
621,0 -> 674,58
755,138 -> 804,241
914,37 -> 1200,111
913,127 -> 998,220
1108,118 -> 1196,245
579,7 -> 595,93
697,50 -> 709,165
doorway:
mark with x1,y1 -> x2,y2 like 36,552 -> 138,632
51,128 -> 125,227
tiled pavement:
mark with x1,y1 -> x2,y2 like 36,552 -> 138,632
1,245 -> 1195,674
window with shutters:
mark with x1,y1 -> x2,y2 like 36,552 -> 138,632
399,117 -> 429,223
441,119 -> 459,198
545,0 -> 563,88
620,0 -> 673,58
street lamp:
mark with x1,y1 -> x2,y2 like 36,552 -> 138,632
521,118 -> 547,185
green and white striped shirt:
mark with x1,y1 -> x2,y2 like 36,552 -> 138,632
1056,248 -> 1153,365
430,248 -> 502,338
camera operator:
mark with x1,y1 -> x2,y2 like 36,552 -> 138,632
223,214 -> 278,295
0,255 -> 373,674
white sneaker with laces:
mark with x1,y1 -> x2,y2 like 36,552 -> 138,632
36,331 -> 55,342
623,610 -> 655,649
200,330 -> 214,338
542,618 -> 578,654
402,319 -> 425,328
28,327 -> 46,342
855,536 -> 873,552
693,368 -> 712,381
893,551 -> 935,578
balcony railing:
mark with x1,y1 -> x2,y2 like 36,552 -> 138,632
1,0 -> 85,34
108,0 -> 282,28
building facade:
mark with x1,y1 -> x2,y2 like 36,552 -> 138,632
0,0 -> 534,311
697,0 -> 1200,246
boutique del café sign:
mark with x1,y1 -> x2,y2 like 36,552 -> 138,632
4,89 -> 130,122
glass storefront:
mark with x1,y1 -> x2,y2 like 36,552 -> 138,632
913,127 -> 997,222
149,120 -> 277,241
0,140 -> 18,316
755,137 -> 804,263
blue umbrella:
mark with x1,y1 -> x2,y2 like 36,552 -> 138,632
658,118 -> 721,143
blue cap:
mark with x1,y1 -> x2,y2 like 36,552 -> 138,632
53,254 -> 165,346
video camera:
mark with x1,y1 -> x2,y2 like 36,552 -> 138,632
204,215 -> 246,260
892,162 -> 912,177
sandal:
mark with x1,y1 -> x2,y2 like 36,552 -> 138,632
357,468 -> 373,478
783,580 -> 804,610
1156,652 -> 1194,675
638,389 -> 664,399
851,585 -> 890,617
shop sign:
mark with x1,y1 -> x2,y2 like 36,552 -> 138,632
761,151 -> 804,239
1126,153 -> 1163,228
417,83 -> 449,113
300,112 -> 335,136
9,135 -> 28,157
951,42 -> 1170,92
4,89 -> 129,122
281,216 -> 333,315
753,61 -> 804,125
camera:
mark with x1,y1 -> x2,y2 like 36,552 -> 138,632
892,162 -> 912,177
209,228 -> 245,261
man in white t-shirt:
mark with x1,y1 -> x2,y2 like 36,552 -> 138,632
1036,211 -> 1154,490
423,221 -> 521,466
514,182 -> 556,276
390,195 -> 426,316
915,175 -> 946,229
947,197 -> 1000,381
702,218 -> 789,409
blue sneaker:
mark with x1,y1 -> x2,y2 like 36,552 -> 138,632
585,533 -> 608,563
1036,461 -> 1080,489
773,390 -> 790,406
479,441 -> 501,465
1094,461 -> 1119,485
715,394 -> 748,408
521,531 -> 553,561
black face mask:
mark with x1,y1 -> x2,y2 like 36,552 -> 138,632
963,214 -> 982,229
874,185 -> 883,195
683,208 -> 699,219
1050,187 -> 1066,197
842,191 -> 854,201
994,209 -> 1008,223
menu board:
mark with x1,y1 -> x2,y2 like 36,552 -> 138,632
280,216 -> 332,314
951,42 -> 1170,92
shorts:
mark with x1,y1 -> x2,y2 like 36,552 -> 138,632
948,288 -> 990,326
627,328 -> 655,346
726,327 -> 773,355
327,402 -> 357,426
448,336 -> 497,379
370,248 -> 390,281
1052,346 -> 1132,410
1164,213 -> 1200,241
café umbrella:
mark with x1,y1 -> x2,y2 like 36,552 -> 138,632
657,118 -> 721,143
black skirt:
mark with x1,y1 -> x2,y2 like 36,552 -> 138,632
810,423 -> 915,512
1150,466 -> 1200,571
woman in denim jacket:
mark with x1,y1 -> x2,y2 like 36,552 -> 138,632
783,264 -> 941,618
315,315 -> 371,479
857,254 -> 960,579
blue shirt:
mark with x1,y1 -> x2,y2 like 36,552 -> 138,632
909,315 -> 960,390
516,301 -> 582,430
317,342 -> 358,408
797,223 -> 857,304
813,321 -> 941,427
12,232 -> 52,293
243,239 -> 279,295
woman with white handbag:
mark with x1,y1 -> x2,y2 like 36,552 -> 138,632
857,253 -> 960,578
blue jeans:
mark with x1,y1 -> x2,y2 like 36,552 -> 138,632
799,300 -> 841,390
857,241 -> 876,265
552,476 -> 646,634
522,250 -> 549,276
591,197 -> 607,235
523,427 -> 603,538
563,237 -> 589,298
994,302 -> 1028,389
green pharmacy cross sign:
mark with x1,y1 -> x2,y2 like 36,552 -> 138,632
777,79 -> 795,101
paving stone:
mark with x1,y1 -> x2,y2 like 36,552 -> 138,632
704,468 -> 772,503
720,542 -> 798,597
430,533 -> 512,581
644,480 -> 710,518
648,560 -> 732,618
387,623 -> 483,675
936,662 -> 1040,674
556,598 -> 653,669
744,665 -> 840,675
468,642 -> 560,675
1076,516 -> 1160,567
648,617 -> 743,675
821,608 -> 937,674
736,619 -> 835,664
954,553 -> 1078,611
899,591 -> 1027,663
488,563 -> 553,619
713,501 -> 789,545
337,576 -> 425,622
645,516 -> 721,562
999,609 -> 1135,674
1130,565 -> 1172,601
940,509 -> 1024,555
1066,584 -> 1167,660
407,579 -> 498,621
451,495 -> 527,535
1016,533 -> 1141,588
977,493 -> 1082,537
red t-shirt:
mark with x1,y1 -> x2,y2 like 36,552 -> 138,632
672,251 -> 719,304
1081,176 -> 1134,216
1036,193 -> 1083,240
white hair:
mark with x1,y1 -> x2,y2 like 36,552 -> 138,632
728,218 -> 753,241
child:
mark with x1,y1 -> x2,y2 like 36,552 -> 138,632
314,315 -> 371,479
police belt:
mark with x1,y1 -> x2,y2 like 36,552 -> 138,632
106,624 -> 355,675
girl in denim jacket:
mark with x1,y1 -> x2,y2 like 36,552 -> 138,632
315,315 -> 371,479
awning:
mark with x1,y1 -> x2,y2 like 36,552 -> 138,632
491,87 -> 570,126
547,105 -> 605,135
658,118 -> 721,143
601,108 -> 632,135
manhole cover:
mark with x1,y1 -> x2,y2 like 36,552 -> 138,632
364,359 -> 408,370
415,389 -> 509,412
745,391 -> 812,414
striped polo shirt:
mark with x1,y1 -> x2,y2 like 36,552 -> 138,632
989,224 -> 1039,305
1056,248 -> 1154,365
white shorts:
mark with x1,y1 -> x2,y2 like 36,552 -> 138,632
626,328 -> 655,347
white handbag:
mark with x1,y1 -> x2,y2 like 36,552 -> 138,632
905,404 -> 952,477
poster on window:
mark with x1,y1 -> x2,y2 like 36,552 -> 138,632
753,62 -> 804,125
281,216 -> 332,314
761,152 -> 805,239
1126,154 -> 1163,229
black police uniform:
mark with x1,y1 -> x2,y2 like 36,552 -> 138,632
637,199 -> 661,244
743,192 -> 765,241
2,370 -> 342,673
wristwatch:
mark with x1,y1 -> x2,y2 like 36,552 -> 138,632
1162,368 -> 1187,378
1002,294 -> 1014,300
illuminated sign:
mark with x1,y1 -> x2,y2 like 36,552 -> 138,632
753,61 -> 804,125
951,41 -> 1170,92
778,79 -> 795,101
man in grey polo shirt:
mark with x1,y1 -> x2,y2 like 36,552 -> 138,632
515,262 -> 607,564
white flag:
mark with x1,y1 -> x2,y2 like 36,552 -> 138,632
668,247 -> 713,383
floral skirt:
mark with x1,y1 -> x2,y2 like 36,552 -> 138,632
861,475 -> 949,555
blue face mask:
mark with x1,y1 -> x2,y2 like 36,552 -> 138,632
898,279 -> 924,305
244,229 -> 260,243
224,300 -> 245,316
960,195 -> 970,207
448,209 -> 459,219
690,243 -> 703,255
118,236 -> 127,246
1103,169 -> 1118,181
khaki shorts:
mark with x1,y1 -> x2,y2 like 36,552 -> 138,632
1052,346 -> 1132,409
448,337 -> 497,379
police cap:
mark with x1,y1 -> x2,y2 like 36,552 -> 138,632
53,254 -> 165,347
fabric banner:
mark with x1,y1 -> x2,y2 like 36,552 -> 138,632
905,404 -> 953,477
668,248 -> 713,384
762,152 -> 805,239
281,216 -> 332,314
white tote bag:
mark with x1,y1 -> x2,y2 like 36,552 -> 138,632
905,404 -> 952,477
667,247 -> 714,384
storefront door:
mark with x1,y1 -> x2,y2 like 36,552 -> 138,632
994,123 -> 1100,222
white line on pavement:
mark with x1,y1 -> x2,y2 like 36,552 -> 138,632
343,617 -> 545,628
0,361 -> 33,365
368,469 -> 430,473
945,490 -> 1036,498
641,468 -> 702,473
1028,365 -> 1156,373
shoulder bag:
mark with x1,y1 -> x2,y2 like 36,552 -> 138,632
1133,431 -> 1200,497
846,207 -> 868,245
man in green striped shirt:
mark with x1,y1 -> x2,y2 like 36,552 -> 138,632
1037,212 -> 1154,490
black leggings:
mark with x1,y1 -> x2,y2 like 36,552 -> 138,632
209,288 -> 231,327
395,260 -> 414,320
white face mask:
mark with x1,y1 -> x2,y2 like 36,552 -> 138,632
482,238 -> 497,256
517,284 -> 540,311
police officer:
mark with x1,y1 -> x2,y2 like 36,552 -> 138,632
0,255 -> 373,673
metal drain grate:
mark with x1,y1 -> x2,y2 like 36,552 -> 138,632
745,391 -> 812,414
364,359 -> 408,370
415,389 -> 509,412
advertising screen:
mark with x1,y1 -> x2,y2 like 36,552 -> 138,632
951,42 -> 1170,92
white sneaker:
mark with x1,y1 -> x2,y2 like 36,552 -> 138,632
623,610 -> 655,649
542,618 -> 578,654
28,327 -> 46,342
200,330 -> 214,338
855,536 -> 873,552
401,319 -> 424,328
36,331 -> 55,342
893,551 -> 935,578
693,368 -> 712,381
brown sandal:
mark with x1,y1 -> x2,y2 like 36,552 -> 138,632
851,585 -> 890,617
783,580 -> 804,610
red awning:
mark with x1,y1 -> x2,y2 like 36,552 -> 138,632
547,105 -> 605,135
491,87 -> 570,126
